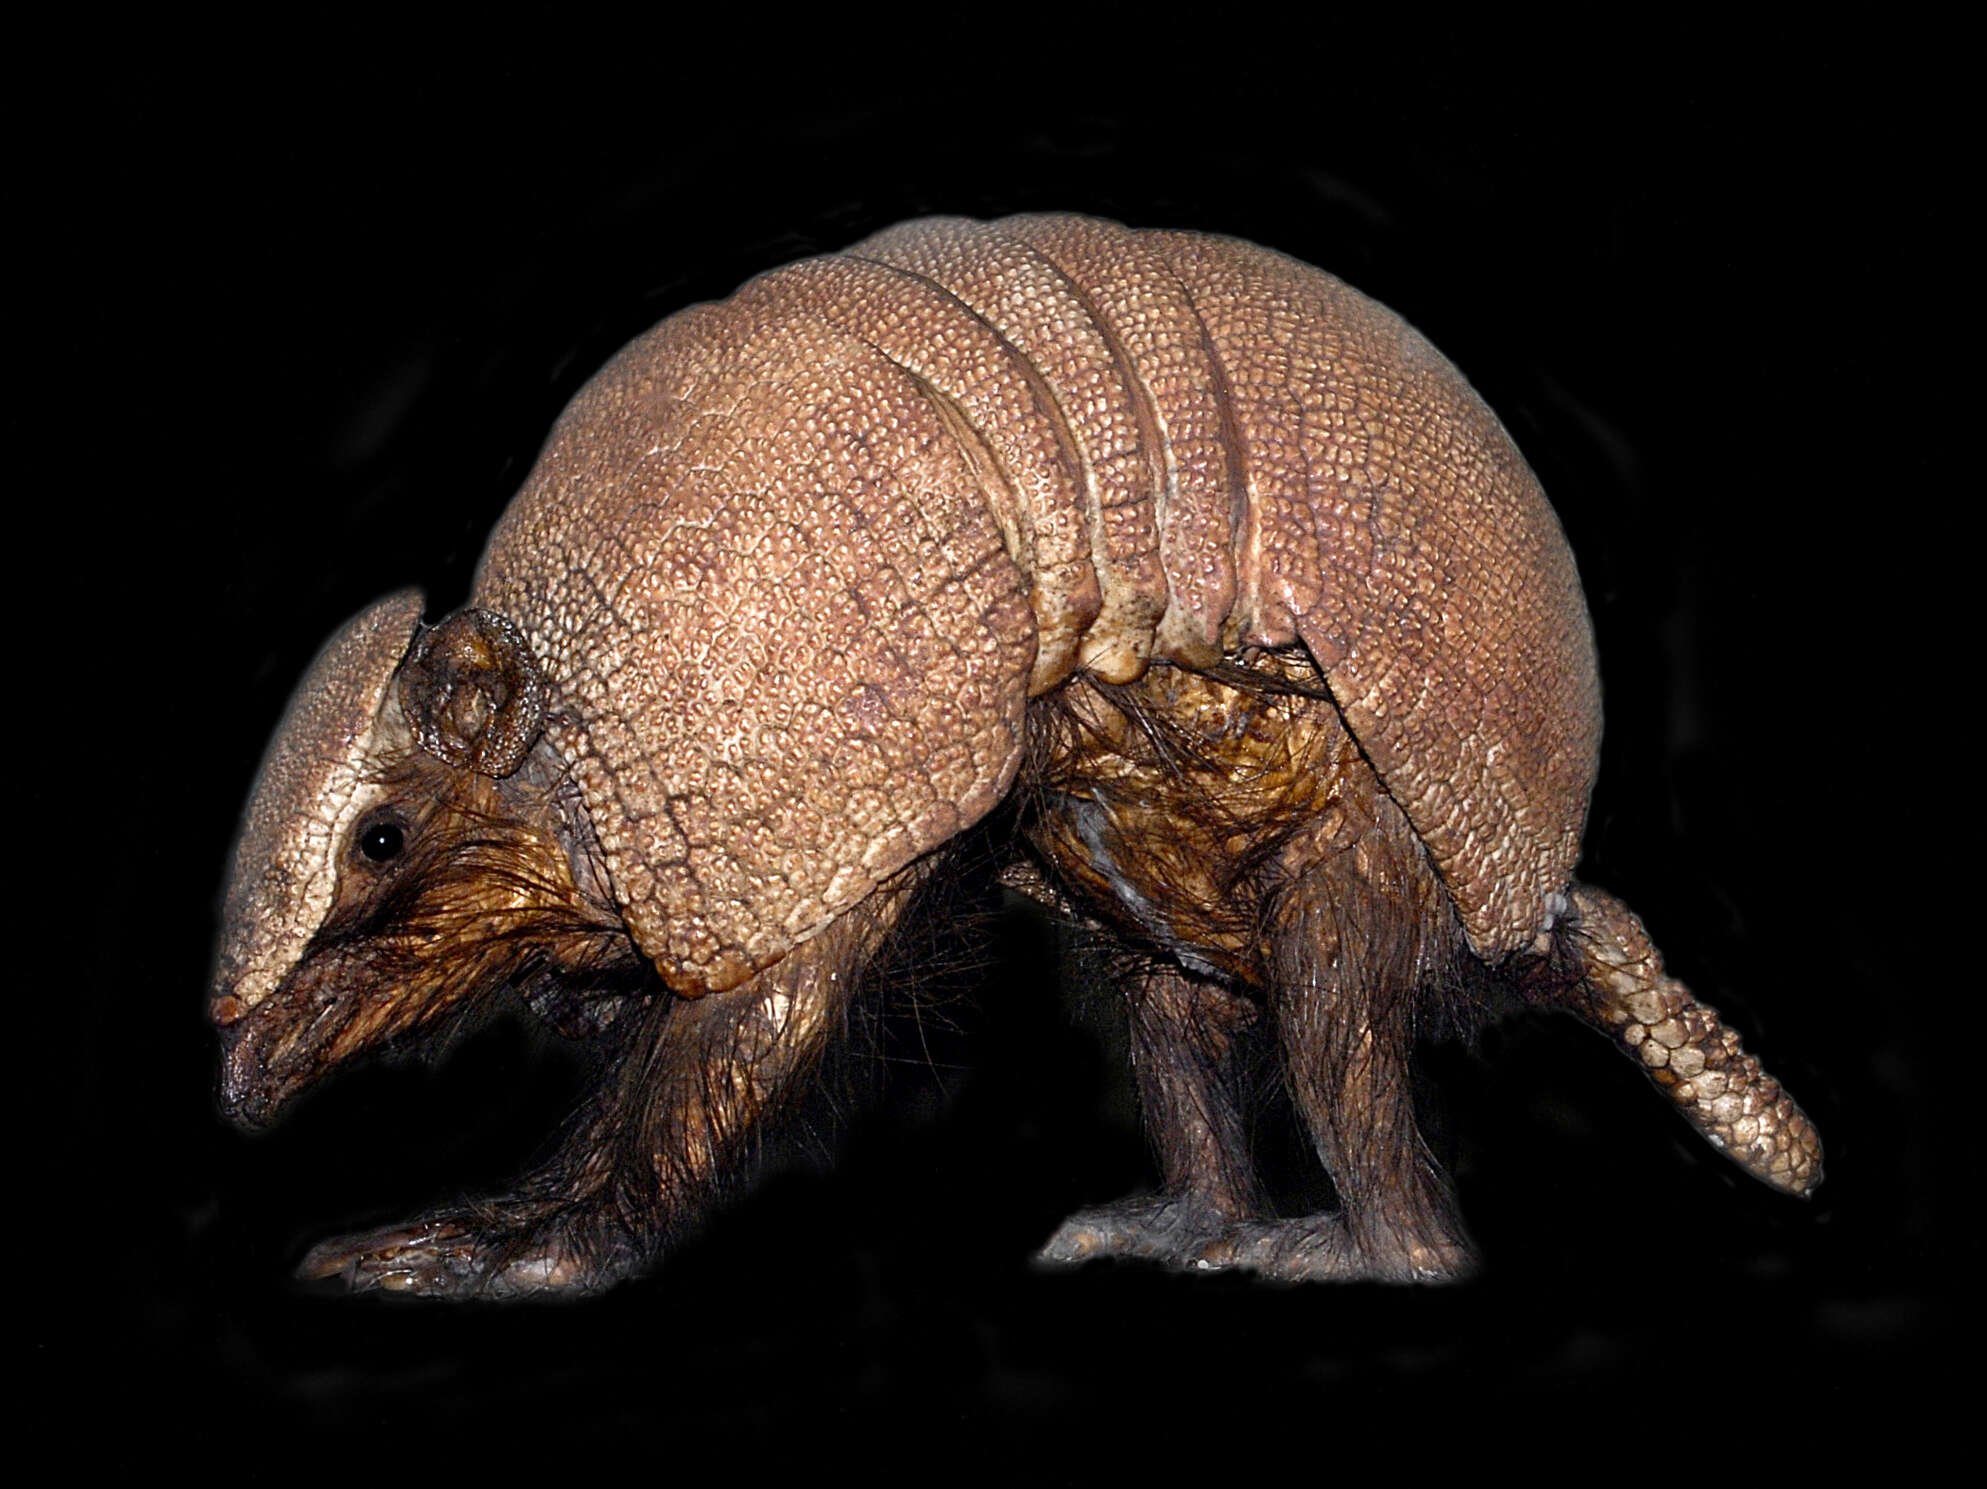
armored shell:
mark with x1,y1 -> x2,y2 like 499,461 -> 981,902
471,215 -> 1597,993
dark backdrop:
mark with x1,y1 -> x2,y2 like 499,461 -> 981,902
33,18 -> 1956,1470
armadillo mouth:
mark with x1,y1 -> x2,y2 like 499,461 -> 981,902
212,950 -> 382,1132
216,1024 -> 285,1131
216,1003 -> 316,1132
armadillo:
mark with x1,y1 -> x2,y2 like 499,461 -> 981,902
211,213 -> 1821,1296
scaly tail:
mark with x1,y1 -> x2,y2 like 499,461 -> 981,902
1540,883 -> 1822,1197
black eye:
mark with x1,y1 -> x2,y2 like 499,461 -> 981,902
359,820 -> 405,862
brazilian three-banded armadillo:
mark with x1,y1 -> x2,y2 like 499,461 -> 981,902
211,213 -> 1820,1297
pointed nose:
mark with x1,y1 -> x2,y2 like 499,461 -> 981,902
216,1046 -> 274,1132
213,1009 -> 277,1132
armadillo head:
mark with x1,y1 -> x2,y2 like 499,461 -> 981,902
215,593 -> 426,1022
211,591 -> 427,1122
211,593 -> 624,1129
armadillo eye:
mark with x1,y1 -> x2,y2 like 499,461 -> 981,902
359,820 -> 405,863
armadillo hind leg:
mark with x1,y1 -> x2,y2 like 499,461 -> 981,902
1036,964 -> 1271,1270
1025,664 -> 1473,1281
1553,883 -> 1822,1197
1038,816 -> 1475,1284
1238,857 -> 1476,1284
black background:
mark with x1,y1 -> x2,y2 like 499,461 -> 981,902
33,17 -> 1956,1471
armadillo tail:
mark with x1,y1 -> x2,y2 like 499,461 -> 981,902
1534,882 -> 1822,1198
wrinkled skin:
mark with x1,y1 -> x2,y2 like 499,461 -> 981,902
213,215 -> 1821,1299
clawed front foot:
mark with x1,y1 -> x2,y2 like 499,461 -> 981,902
1036,1197 -> 1475,1284
297,1209 -> 635,1300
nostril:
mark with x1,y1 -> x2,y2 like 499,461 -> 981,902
211,994 -> 245,1027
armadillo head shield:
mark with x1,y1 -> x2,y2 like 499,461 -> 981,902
211,590 -> 426,1035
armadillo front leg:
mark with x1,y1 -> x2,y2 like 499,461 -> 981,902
1556,884 -> 1823,1197
1036,964 -> 1269,1269
297,881 -> 913,1298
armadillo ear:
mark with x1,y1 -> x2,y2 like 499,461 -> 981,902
397,608 -> 547,777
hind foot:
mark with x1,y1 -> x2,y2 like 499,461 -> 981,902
1036,1198 -> 1474,1284
296,1207 -> 636,1300
1211,1216 -> 1476,1284
1035,1196 -> 1232,1270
